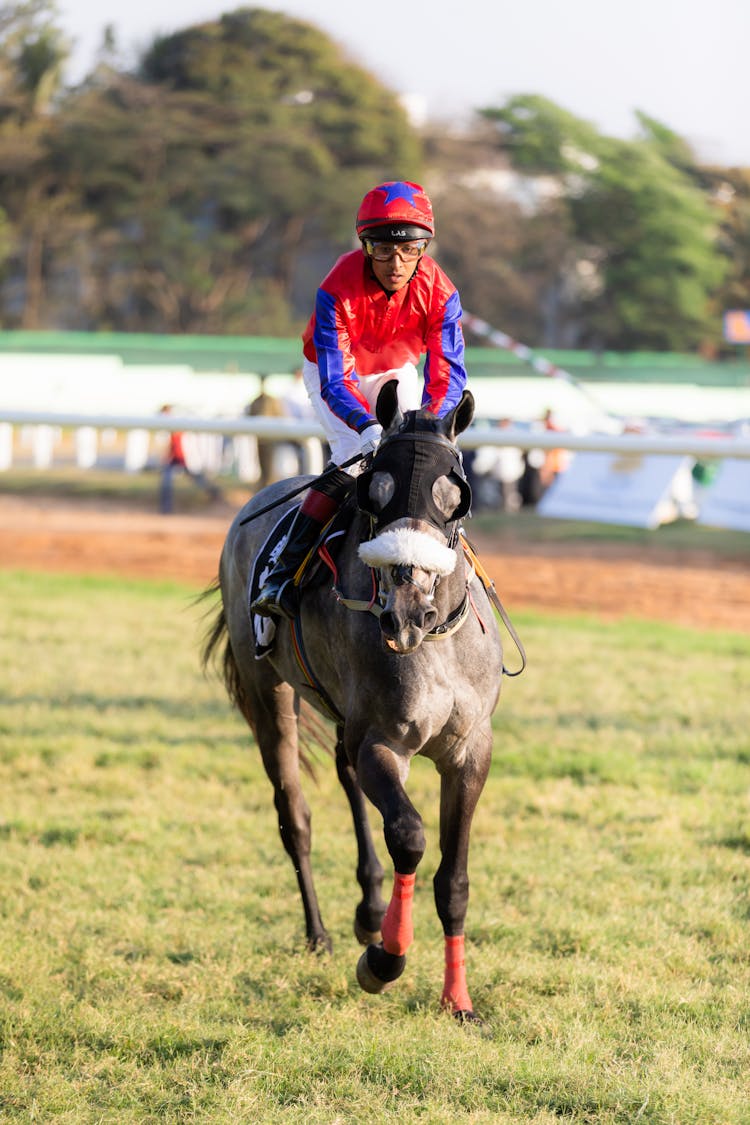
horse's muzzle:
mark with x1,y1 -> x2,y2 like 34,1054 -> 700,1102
379,596 -> 439,654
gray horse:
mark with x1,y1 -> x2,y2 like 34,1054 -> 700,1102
203,381 -> 504,1021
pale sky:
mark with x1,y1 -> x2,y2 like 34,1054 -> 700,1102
57,0 -> 749,167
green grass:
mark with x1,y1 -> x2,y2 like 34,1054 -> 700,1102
1,570 -> 749,1122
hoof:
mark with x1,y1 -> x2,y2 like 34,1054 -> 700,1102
356,943 -> 406,994
354,915 -> 382,947
451,1007 -> 485,1028
306,932 -> 333,955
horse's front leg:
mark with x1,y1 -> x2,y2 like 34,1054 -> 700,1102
352,737 -> 424,993
434,729 -> 492,1021
334,733 -> 387,945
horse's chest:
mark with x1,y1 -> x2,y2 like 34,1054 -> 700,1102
377,670 -> 484,750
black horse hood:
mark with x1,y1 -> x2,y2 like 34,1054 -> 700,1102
357,422 -> 472,533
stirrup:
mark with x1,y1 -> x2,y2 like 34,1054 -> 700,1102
251,576 -> 299,620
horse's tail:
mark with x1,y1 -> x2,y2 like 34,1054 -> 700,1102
199,579 -> 257,735
199,579 -> 331,779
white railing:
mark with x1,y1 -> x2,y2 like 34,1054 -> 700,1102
1,408 -> 749,459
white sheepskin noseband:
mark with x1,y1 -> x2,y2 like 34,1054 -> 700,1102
358,527 -> 456,576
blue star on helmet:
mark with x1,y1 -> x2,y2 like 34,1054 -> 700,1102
380,182 -> 417,208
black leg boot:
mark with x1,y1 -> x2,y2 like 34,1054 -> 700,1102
251,468 -> 353,620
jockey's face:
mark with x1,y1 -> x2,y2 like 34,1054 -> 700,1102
367,245 -> 422,292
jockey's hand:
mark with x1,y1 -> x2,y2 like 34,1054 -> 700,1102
359,422 -> 383,458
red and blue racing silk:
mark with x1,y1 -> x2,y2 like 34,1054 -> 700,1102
302,250 -> 467,434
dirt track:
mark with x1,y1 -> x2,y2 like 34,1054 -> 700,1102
1,494 -> 748,632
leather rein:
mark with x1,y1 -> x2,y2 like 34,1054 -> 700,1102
327,529 -> 526,676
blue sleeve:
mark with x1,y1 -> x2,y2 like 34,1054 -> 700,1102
422,289 -> 468,416
313,289 -> 373,432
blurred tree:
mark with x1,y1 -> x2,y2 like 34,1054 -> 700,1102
627,114 -> 749,352
481,95 -> 726,350
131,7 -> 422,331
0,0 -> 86,326
3,6 -> 423,332
571,139 -> 726,350
423,122 -> 579,346
0,0 -> 66,115
694,167 -> 750,348
55,72 -> 251,332
633,110 -> 696,177
481,94 -> 601,177
0,11 -> 743,346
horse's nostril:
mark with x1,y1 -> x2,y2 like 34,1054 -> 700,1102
380,611 -> 398,636
423,607 -> 438,632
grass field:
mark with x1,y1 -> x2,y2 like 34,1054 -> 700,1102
1,569 -> 749,1122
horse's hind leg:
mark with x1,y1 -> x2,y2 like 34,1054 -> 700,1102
334,733 -> 386,945
253,678 -> 332,953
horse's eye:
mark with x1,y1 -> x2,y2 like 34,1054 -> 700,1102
366,471 -> 395,512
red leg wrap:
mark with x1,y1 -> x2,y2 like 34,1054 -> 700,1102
441,934 -> 473,1013
380,872 -> 416,956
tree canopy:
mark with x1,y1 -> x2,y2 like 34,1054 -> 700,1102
480,95 -> 728,350
0,4 -> 746,351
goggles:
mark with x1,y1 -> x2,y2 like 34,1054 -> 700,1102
364,239 -> 428,262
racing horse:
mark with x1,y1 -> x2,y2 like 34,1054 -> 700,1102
203,381 -> 505,1020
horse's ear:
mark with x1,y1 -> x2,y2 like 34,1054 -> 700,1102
375,379 -> 402,430
445,390 -> 475,440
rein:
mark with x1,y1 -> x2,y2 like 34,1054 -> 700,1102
320,532 -> 489,647
238,450 -> 364,526
325,531 -> 526,674
461,537 -> 527,676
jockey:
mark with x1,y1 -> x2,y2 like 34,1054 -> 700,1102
252,179 -> 469,619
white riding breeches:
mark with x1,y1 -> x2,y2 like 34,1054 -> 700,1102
301,358 -> 421,468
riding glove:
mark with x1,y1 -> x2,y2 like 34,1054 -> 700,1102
359,422 -> 383,458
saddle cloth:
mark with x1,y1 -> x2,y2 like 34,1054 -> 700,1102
247,507 -> 296,659
246,502 -> 354,659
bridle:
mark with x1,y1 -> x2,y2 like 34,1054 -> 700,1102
332,424 -> 526,673
388,563 -> 439,597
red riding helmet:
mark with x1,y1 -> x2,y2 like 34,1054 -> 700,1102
356,180 -> 435,241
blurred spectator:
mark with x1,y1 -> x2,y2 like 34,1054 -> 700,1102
282,367 -> 314,423
245,377 -> 289,489
539,408 -> 568,491
158,405 -> 220,514
518,448 -> 545,507
281,367 -> 326,474
472,418 -> 524,511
